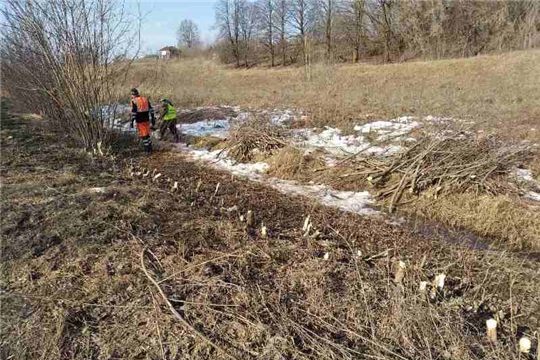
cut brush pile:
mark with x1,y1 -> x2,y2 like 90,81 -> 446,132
220,118 -> 289,163
335,126 -> 534,213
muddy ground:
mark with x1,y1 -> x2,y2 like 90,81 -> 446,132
1,107 -> 539,359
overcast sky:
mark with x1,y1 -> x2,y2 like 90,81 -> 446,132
126,1 -> 218,54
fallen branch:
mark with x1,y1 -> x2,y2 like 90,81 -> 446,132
140,249 -> 240,360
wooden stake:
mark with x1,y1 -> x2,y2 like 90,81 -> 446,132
246,210 -> 254,228
302,215 -> 311,232
393,260 -> 406,283
486,318 -> 497,343
519,337 -> 531,354
434,274 -> 446,290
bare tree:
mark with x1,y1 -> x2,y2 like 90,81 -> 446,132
257,0 -> 277,66
367,0 -> 399,62
321,0 -> 338,61
341,0 -> 366,62
289,0 -> 317,64
239,1 -> 260,67
274,0 -> 290,65
1,0 -> 139,153
215,0 -> 242,67
177,19 -> 201,49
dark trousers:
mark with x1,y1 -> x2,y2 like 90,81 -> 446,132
159,119 -> 179,142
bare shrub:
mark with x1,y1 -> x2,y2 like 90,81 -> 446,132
1,0 -> 139,153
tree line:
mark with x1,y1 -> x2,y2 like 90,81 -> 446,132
214,0 -> 540,67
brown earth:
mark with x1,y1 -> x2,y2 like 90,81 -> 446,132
1,107 -> 540,359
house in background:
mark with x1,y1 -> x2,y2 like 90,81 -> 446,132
158,46 -> 180,60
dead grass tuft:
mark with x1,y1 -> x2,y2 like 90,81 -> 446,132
267,147 -> 325,181
187,135 -> 227,150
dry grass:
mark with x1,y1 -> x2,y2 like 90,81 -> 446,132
186,135 -> 226,150
125,50 -> 540,140
3,111 -> 540,359
266,147 -> 325,181
407,194 -> 540,250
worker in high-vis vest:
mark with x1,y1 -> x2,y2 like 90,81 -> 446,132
130,88 -> 155,154
158,98 -> 179,143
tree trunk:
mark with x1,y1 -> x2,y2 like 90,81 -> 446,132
282,36 -> 286,65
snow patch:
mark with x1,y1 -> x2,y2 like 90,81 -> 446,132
354,117 -> 420,141
267,179 -> 377,216
186,148 -> 268,179
514,168 -> 535,183
525,192 -> 540,202
180,120 -> 230,138
181,146 -> 378,216
304,127 -> 403,156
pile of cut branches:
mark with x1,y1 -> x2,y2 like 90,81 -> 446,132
221,119 -> 289,163
339,127 -> 533,212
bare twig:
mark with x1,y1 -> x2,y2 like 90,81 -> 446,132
140,249 -> 240,360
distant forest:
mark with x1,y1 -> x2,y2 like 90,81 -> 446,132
212,0 -> 540,66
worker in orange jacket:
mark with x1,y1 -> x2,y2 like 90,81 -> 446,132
130,88 -> 155,154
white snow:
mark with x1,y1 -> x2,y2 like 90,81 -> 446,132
270,110 -> 295,125
180,146 -> 378,216
514,168 -> 535,182
180,120 -> 230,138
525,192 -> 540,202
303,126 -> 404,156
186,148 -> 269,179
266,179 -> 378,216
512,169 -> 540,201
354,117 -> 420,141
296,116 -> 427,157
423,115 -> 454,122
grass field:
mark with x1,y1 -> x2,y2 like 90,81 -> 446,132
127,50 -> 540,140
